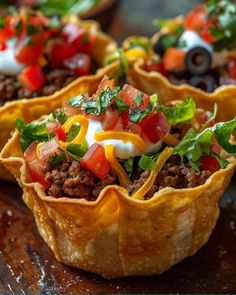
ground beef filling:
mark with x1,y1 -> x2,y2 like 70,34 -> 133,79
0,62 -> 97,105
127,156 -> 212,199
44,155 -> 212,200
44,160 -> 116,201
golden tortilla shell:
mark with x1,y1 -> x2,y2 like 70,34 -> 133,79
0,18 -> 117,181
127,59 -> 236,122
1,128 -> 235,278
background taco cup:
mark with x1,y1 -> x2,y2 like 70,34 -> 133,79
127,59 -> 236,123
0,60 -> 119,181
0,128 -> 235,278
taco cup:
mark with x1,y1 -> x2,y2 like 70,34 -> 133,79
0,8 -> 116,104
107,0 -> 236,121
1,75 -> 236,278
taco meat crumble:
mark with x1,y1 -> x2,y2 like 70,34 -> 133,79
44,160 -> 116,200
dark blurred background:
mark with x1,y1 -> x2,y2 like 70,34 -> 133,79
0,0 -> 201,43
108,0 -> 200,42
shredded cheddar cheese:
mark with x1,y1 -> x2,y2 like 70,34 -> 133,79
125,47 -> 147,60
105,144 -> 131,187
163,133 -> 179,147
132,147 -> 173,200
94,131 -> 147,152
60,115 -> 88,147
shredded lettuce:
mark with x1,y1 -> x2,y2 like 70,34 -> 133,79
160,97 -> 196,125
16,118 -> 50,152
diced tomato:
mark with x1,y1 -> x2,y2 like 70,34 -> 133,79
121,110 -> 129,129
0,42 -> 7,51
184,5 -> 206,31
77,33 -> 95,54
62,23 -> 85,48
228,58 -> 236,80
201,26 -> 214,44
140,112 -> 170,143
24,141 -> 38,162
50,42 -> 77,67
96,76 -> 115,95
163,48 -> 186,72
120,84 -> 150,110
196,109 -> 215,127
63,102 -> 81,117
102,108 -> 119,130
18,64 -> 46,91
144,60 -> 169,77
46,122 -> 66,141
200,155 -> 220,173
126,122 -> 142,135
24,141 -> 51,190
80,143 -> 110,180
38,138 -> 59,166
0,27 -> 14,43
15,35 -> 44,65
64,53 -> 91,76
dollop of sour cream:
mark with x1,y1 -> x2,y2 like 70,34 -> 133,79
86,119 -> 163,159
0,39 -> 24,76
178,30 -> 212,53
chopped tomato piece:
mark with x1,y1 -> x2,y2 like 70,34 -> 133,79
63,102 -> 81,117
184,5 -> 206,31
62,23 -> 85,48
96,76 -> 115,95
0,42 -> 7,51
201,26 -> 214,44
50,42 -> 77,67
0,27 -> 14,43
144,60 -> 169,76
200,155 -> 220,173
102,109 -> 119,130
46,122 -> 66,141
18,64 -> 45,91
126,122 -> 142,135
228,58 -> 236,80
140,112 -> 170,143
163,48 -> 186,72
77,33 -> 95,54
196,109 -> 215,127
38,138 -> 60,166
80,143 -> 110,180
15,35 -> 44,65
121,110 -> 129,129
64,53 -> 91,76
24,141 -> 51,190
120,84 -> 150,110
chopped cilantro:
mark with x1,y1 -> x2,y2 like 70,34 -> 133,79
129,103 -> 152,123
49,148 -> 67,165
66,141 -> 88,161
68,95 -> 85,108
134,92 -> 144,107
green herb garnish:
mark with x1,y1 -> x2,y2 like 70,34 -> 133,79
129,103 -> 152,123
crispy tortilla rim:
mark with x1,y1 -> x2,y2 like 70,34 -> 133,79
1,129 -> 235,278
127,59 -> 236,123
0,18 -> 117,181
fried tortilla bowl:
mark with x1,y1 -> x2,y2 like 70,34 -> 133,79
0,49 -> 118,181
127,59 -> 236,123
1,74 -> 236,278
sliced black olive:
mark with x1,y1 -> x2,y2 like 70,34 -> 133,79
153,35 -> 166,57
185,47 -> 212,75
188,75 -> 216,92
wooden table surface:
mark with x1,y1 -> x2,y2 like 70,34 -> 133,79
0,1 -> 236,294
